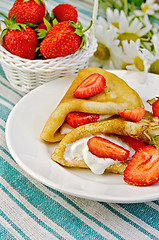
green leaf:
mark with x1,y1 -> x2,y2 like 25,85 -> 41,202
26,22 -> 37,28
1,28 -> 8,42
74,29 -> 83,37
79,35 -> 86,49
34,0 -> 41,6
43,18 -> 52,31
36,29 -> 48,39
152,135 -> 159,145
128,0 -> 144,8
52,18 -> 58,26
36,46 -> 40,52
11,24 -> 21,31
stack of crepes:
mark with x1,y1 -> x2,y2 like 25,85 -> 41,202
41,67 -> 159,176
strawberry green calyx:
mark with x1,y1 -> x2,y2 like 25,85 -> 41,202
23,0 -> 45,7
152,135 -> 159,151
69,20 -> 93,48
36,18 -> 52,39
0,13 -> 27,42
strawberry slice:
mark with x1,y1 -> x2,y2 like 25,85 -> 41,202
124,145 -> 159,186
118,107 -> 145,122
152,99 -> 159,119
87,136 -> 130,161
66,112 -> 99,128
119,136 -> 146,151
73,73 -> 106,98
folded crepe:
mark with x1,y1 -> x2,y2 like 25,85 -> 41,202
41,66 -> 144,143
52,111 -> 159,174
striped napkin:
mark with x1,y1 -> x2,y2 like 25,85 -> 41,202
1,0 -> 159,239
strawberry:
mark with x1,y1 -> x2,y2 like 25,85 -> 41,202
8,0 -> 45,24
118,107 -> 145,122
73,73 -> 106,99
119,136 -> 146,151
152,98 -> 159,119
1,14 -> 37,60
124,145 -> 159,186
40,21 -> 92,58
66,112 -> 99,128
87,136 -> 130,161
52,3 -> 78,23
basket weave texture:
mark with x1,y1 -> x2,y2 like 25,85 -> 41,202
0,33 -> 97,92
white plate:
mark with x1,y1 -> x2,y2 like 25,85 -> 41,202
5,70 -> 159,203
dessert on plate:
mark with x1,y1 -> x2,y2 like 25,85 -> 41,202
41,66 -> 159,186
41,67 -> 143,142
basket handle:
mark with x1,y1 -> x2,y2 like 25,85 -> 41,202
88,0 -> 98,42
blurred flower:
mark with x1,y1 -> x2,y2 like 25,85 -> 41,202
121,39 -> 144,71
90,17 -> 124,69
95,0 -> 159,74
117,12 -> 152,44
142,34 -> 159,74
141,0 -> 159,15
106,7 -> 125,28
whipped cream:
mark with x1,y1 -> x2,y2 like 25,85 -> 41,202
60,114 -> 113,135
64,134 -> 135,175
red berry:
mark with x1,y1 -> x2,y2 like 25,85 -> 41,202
119,136 -> 146,151
3,26 -> 37,60
124,145 -> 159,186
73,73 -> 106,99
8,0 -> 45,24
52,3 -> 78,23
40,22 -> 81,58
87,136 -> 130,161
66,112 -> 99,128
118,107 -> 145,122
152,99 -> 159,119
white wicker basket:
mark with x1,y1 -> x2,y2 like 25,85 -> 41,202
0,0 -> 98,93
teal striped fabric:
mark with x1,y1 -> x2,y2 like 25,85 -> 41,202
1,1 -> 159,239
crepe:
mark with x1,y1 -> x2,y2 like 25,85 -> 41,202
41,66 -> 144,143
52,111 -> 159,174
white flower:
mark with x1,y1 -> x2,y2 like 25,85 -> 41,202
121,39 -> 144,72
134,0 -> 159,16
141,34 -> 159,74
106,7 -> 125,28
141,0 -> 159,15
91,17 -> 125,69
117,12 -> 152,40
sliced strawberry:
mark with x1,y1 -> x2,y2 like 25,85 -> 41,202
118,107 -> 145,122
73,73 -> 106,99
124,145 -> 159,186
119,136 -> 146,151
152,99 -> 159,119
87,136 -> 130,161
66,112 -> 99,128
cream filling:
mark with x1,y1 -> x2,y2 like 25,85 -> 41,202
64,134 -> 135,175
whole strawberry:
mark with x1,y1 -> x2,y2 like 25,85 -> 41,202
40,21 -> 92,59
52,3 -> 78,23
1,14 -> 37,60
8,0 -> 45,24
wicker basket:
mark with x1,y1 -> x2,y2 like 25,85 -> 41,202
0,0 -> 98,93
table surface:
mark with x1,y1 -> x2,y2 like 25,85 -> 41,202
1,1 -> 159,239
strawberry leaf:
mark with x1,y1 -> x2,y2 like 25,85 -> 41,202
43,18 -> 52,31
36,28 -> 48,39
1,29 -> 8,42
74,28 -> 83,37
53,18 -> 58,26
153,135 -> 159,145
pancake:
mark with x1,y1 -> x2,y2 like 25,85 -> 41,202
52,111 -> 159,174
41,67 -> 144,142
